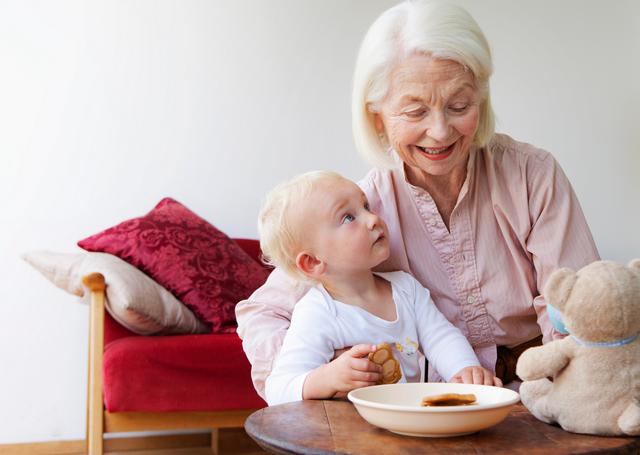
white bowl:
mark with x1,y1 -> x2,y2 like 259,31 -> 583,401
348,382 -> 520,437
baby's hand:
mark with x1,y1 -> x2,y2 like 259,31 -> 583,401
327,344 -> 382,393
450,366 -> 503,387
332,347 -> 351,360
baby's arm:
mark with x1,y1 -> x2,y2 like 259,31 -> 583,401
264,295 -> 335,406
265,292 -> 380,405
303,344 -> 381,399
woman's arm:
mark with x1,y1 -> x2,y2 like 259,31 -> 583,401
235,267 -> 311,399
525,153 -> 599,342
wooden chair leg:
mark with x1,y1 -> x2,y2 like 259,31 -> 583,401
211,428 -> 220,455
84,273 -> 106,455
86,333 -> 91,454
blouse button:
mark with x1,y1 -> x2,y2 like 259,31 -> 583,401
467,295 -> 475,304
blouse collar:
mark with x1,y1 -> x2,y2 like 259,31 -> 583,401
391,144 -> 480,205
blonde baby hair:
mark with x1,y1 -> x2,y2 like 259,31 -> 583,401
258,170 -> 345,282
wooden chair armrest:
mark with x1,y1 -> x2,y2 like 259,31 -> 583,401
82,272 -> 106,293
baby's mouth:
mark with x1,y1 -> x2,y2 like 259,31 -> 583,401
373,232 -> 385,245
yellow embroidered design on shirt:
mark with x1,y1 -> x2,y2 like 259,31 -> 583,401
395,338 -> 419,355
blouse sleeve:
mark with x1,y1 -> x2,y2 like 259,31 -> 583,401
525,152 -> 599,342
235,267 -> 312,399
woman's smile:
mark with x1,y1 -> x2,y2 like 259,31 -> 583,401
415,140 -> 457,161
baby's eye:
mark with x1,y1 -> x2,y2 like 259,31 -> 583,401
342,214 -> 355,224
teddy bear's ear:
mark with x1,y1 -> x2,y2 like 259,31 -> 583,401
628,259 -> 640,270
543,267 -> 577,311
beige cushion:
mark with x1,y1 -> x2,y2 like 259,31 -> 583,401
23,251 -> 208,335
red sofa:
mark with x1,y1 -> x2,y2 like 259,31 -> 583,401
85,238 -> 267,454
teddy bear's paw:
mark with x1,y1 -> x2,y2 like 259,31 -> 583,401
618,401 -> 640,436
516,345 -> 562,380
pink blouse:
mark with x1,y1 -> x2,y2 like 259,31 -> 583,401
235,134 -> 600,398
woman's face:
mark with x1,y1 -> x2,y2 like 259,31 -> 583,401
374,54 -> 480,181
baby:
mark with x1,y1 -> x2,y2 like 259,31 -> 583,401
259,171 -> 501,405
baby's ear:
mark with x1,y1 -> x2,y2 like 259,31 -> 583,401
544,268 -> 577,311
296,252 -> 325,278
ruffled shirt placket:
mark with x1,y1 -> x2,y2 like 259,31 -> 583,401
405,151 -> 496,351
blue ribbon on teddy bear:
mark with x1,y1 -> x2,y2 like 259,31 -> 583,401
547,303 -> 639,348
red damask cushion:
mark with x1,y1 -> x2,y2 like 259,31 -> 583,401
78,198 -> 269,333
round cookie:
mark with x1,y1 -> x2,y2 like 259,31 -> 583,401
368,342 -> 402,384
421,393 -> 477,406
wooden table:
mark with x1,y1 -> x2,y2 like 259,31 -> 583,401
245,400 -> 640,454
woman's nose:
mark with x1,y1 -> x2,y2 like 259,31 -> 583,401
426,112 -> 450,141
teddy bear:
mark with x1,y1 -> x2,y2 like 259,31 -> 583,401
516,259 -> 640,436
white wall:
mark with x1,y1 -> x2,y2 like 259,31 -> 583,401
0,0 -> 637,444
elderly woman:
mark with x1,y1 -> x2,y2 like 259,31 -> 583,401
236,0 -> 599,397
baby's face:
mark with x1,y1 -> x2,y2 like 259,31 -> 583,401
295,177 -> 390,275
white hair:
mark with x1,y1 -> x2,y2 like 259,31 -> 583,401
352,0 -> 495,168
258,170 -> 345,282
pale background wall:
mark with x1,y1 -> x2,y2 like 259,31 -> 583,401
0,0 -> 638,444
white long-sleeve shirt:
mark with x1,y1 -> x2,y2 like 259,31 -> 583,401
265,271 -> 480,406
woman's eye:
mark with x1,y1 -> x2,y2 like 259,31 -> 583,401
342,214 -> 355,224
364,202 -> 370,211
448,104 -> 469,114
403,109 -> 427,119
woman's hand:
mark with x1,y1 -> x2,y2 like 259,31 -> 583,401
450,366 -> 503,387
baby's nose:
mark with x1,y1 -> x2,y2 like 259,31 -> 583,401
367,212 -> 380,228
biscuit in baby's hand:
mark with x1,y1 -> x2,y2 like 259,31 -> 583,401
421,393 -> 477,406
368,343 -> 402,384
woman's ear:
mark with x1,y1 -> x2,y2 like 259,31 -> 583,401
373,114 -> 384,133
296,252 -> 325,278
543,268 -> 577,311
